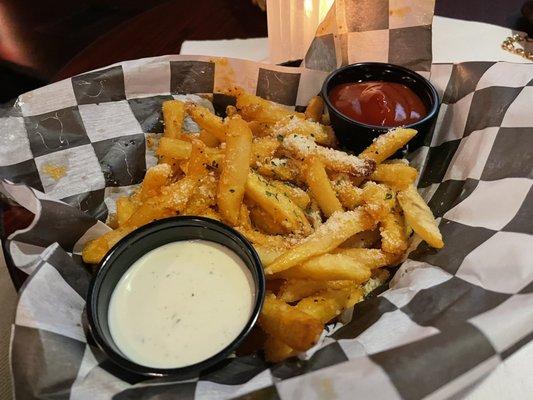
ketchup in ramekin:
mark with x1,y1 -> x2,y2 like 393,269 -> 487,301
328,82 -> 427,128
321,63 -> 440,153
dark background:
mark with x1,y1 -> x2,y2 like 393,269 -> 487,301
0,0 -> 531,103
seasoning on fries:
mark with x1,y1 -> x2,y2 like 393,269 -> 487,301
82,91 -> 444,362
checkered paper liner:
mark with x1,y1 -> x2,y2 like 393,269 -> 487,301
303,0 -> 435,73
1,53 -> 533,399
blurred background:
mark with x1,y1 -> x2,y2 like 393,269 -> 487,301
0,0 -> 531,103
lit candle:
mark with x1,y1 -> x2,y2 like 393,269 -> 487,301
267,0 -> 334,64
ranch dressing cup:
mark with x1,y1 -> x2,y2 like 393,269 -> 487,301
86,217 -> 265,377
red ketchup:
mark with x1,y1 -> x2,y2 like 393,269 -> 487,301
329,81 -> 427,127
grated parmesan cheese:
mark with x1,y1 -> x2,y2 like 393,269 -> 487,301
282,135 -> 375,176
300,210 -> 361,243
272,115 -> 303,136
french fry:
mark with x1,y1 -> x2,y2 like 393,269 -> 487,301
250,207 -> 288,235
82,236 -> 109,264
335,247 -> 400,270
236,227 -> 291,250
205,147 -> 224,170
259,294 -> 323,351
162,100 -> 185,138
278,279 -> 325,302
339,229 -> 381,249
269,180 -> 310,209
264,335 -> 297,363
337,248 -> 400,269
265,209 -> 375,275
124,197 -> 175,227
304,96 -> 324,122
185,174 -> 217,215
245,171 -> 312,235
361,182 -> 396,220
277,253 -> 371,282
278,279 -> 354,302
371,163 -> 418,190
104,225 -> 137,247
397,185 -> 444,248
330,174 -> 364,210
247,121 -> 271,137
236,92 -> 304,124
254,246 -> 284,266
138,164 -> 172,200
116,197 -> 136,226
305,156 -> 343,217
82,225 -> 136,264
165,141 -> 209,212
239,203 -> 252,230
198,129 -> 220,147
359,128 -> 417,164
156,137 -> 193,161
380,208 -> 408,254
217,117 -> 253,225
255,159 -> 301,182
271,116 -> 337,147
251,137 -> 280,164
198,208 -> 222,221
186,103 -> 225,141
304,198 -> 322,230
282,135 -> 375,177
295,288 -> 351,323
129,141 -> 208,226
345,286 -> 364,308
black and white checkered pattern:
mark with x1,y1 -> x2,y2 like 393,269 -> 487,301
304,0 -> 434,73
1,55 -> 532,399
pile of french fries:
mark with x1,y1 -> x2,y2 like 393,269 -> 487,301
82,90 -> 444,362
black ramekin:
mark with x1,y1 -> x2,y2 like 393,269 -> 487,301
86,216 -> 265,378
322,62 -> 440,154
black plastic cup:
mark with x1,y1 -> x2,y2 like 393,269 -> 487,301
86,216 -> 265,378
322,62 -> 440,154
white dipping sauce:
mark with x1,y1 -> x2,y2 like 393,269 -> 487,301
108,240 -> 255,369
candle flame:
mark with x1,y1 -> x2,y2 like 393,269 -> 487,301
304,0 -> 314,18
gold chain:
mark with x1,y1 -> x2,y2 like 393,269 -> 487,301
501,34 -> 533,61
